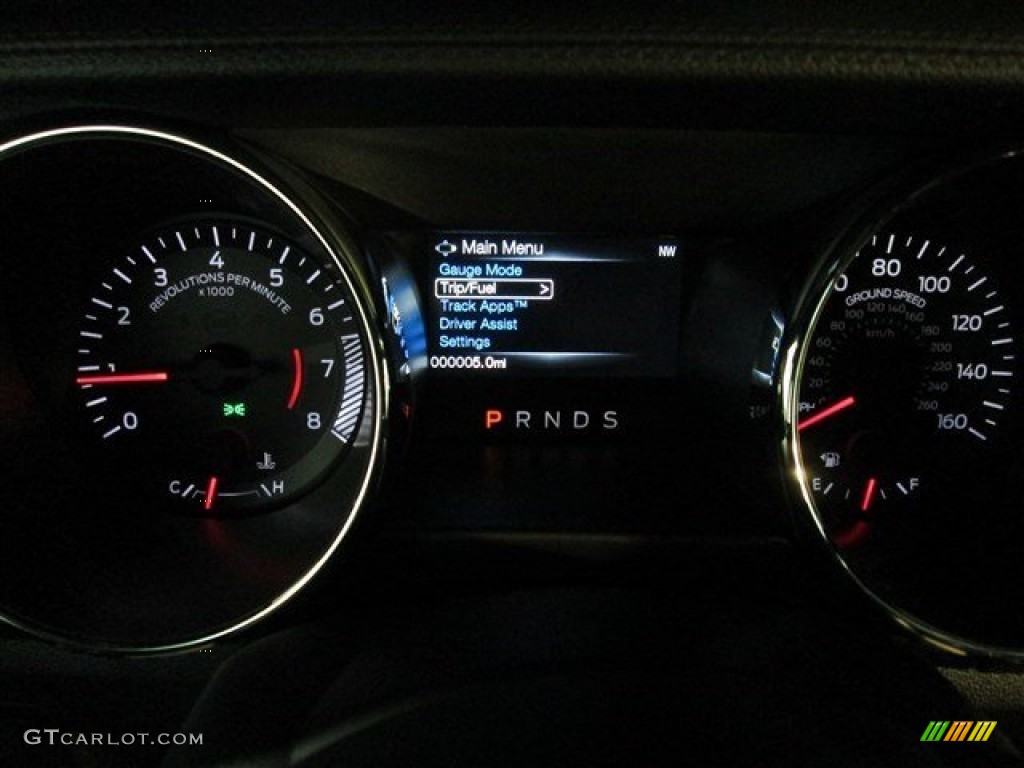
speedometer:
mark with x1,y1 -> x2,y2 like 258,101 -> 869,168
782,147 -> 1024,655
796,232 -> 1015,548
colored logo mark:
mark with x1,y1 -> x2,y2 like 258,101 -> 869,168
921,721 -> 997,742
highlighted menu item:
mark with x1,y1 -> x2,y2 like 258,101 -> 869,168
426,233 -> 682,377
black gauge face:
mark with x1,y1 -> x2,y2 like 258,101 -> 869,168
797,232 -> 1015,548
75,220 -> 367,514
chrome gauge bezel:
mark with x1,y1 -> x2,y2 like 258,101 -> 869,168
781,147 -> 1024,661
0,124 -> 389,654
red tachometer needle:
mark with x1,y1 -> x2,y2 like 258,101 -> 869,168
204,476 -> 219,511
798,395 -> 856,432
860,477 -> 879,512
76,372 -> 169,386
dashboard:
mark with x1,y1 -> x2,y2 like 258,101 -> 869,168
4,3 -> 1024,766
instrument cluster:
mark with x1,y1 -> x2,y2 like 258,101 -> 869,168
1,122 -> 1023,659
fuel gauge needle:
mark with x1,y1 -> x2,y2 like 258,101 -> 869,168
76,371 -> 169,386
860,477 -> 879,512
798,395 -> 856,431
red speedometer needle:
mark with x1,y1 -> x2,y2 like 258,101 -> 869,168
860,477 -> 879,512
204,476 -> 219,511
76,371 -> 169,386
798,395 -> 856,432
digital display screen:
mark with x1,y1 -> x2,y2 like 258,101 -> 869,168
426,233 -> 682,376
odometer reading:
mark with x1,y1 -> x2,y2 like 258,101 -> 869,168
796,232 -> 1015,547
75,220 -> 367,514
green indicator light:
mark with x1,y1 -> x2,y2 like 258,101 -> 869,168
223,403 -> 247,417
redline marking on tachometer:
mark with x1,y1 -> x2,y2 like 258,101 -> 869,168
861,478 -> 879,512
798,395 -> 857,431
204,476 -> 219,511
287,348 -> 304,410
76,372 -> 169,386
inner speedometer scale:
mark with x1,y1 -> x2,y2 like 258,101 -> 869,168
796,232 -> 1015,547
75,220 -> 366,514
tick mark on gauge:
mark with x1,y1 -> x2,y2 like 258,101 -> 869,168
212,226 -> 220,247
247,232 -> 256,251
948,253 -> 964,272
113,268 -> 131,284
91,297 -> 113,310
969,427 -> 988,441
306,269 -> 321,285
984,305 -> 1004,316
327,298 -> 345,310
984,401 -> 1005,410
85,397 -> 107,408
279,246 -> 290,265
916,240 -> 930,259
102,425 -> 122,440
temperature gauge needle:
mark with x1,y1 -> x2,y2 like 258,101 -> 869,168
204,476 -> 219,511
860,477 -> 879,512
798,395 -> 856,431
76,371 -> 169,386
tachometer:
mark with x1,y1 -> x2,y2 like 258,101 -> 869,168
76,219 -> 367,514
